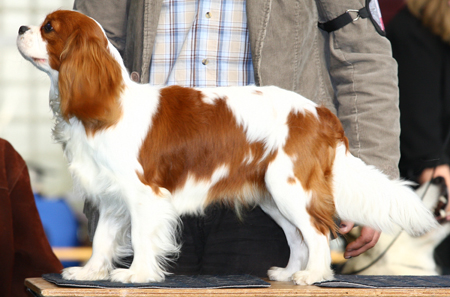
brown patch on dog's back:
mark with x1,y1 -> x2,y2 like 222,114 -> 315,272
137,85 -> 274,209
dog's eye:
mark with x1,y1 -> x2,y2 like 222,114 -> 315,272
42,22 -> 53,33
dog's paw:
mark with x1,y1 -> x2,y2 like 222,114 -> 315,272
267,266 -> 293,282
291,269 -> 334,286
62,266 -> 109,281
110,268 -> 164,283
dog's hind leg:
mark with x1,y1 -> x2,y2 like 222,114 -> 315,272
265,151 -> 333,285
109,185 -> 180,283
260,200 -> 308,282
62,199 -> 128,281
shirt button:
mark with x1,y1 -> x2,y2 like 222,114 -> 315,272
130,71 -> 140,82
205,12 -> 211,18
202,59 -> 209,65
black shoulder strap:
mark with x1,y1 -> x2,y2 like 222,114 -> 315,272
318,7 -> 369,33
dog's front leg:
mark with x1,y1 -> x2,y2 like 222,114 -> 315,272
62,201 -> 126,280
110,187 -> 180,283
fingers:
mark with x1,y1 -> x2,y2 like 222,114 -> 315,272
338,221 -> 354,234
337,221 -> 381,258
343,226 -> 380,259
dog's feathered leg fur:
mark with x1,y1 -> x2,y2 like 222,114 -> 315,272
264,150 -> 334,285
109,185 -> 180,283
62,197 -> 130,280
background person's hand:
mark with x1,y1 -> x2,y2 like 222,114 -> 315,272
339,221 -> 381,259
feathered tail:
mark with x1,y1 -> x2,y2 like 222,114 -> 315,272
332,144 -> 438,236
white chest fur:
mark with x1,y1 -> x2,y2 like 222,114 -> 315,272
56,85 -> 161,205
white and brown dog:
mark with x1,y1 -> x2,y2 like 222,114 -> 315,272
17,10 -> 437,285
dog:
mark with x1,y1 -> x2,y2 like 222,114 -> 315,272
341,177 -> 450,275
17,10 -> 437,285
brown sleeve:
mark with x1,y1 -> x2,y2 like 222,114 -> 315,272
0,139 -> 63,297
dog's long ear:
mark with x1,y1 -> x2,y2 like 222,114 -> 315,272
58,29 -> 123,132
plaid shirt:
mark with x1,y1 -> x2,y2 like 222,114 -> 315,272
149,0 -> 255,87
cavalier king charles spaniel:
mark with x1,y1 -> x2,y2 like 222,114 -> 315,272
17,10 -> 436,285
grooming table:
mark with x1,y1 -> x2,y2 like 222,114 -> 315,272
25,274 -> 450,297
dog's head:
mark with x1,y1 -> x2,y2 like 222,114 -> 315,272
17,10 -> 124,130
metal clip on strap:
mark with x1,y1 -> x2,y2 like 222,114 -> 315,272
318,7 -> 369,33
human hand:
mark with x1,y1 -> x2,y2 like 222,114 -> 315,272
339,221 -> 380,259
419,164 -> 450,221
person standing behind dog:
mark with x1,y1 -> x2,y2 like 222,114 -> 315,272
386,0 -> 450,272
74,0 -> 399,275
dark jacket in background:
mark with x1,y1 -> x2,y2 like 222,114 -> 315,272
387,7 -> 450,181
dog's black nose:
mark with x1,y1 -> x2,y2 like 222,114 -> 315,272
18,26 -> 30,35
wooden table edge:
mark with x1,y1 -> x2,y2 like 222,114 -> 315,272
25,277 -> 450,297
